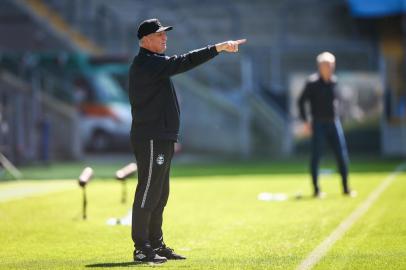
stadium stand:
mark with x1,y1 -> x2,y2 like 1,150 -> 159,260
1,0 -> 385,157
0,0 -> 70,52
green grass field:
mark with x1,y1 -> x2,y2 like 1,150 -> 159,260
1,158 -> 405,269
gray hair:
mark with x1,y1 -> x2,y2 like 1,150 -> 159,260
317,52 -> 335,64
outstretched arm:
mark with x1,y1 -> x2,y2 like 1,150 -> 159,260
146,39 -> 247,78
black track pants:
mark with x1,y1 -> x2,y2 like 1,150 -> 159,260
131,139 -> 174,249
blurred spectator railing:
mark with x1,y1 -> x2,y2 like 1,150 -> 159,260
0,55 -> 83,164
42,0 -> 129,54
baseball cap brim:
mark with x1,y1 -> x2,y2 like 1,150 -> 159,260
156,26 -> 173,33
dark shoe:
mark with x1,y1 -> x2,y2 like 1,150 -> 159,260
343,190 -> 357,198
134,245 -> 167,264
155,245 -> 186,260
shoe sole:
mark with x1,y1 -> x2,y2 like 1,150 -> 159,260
134,260 -> 167,265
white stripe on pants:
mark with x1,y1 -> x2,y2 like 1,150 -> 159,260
141,139 -> 154,208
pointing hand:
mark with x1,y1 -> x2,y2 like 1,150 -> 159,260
216,39 -> 247,53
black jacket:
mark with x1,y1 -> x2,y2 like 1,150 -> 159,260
129,46 -> 218,142
298,73 -> 339,122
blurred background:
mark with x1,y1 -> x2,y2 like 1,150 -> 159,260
0,0 -> 405,171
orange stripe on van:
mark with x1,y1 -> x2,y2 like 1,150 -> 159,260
80,104 -> 119,121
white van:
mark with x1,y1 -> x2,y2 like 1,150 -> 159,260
74,72 -> 131,151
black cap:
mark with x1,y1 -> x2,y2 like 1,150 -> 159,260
137,18 -> 173,39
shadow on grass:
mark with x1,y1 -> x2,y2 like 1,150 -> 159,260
86,261 -> 157,268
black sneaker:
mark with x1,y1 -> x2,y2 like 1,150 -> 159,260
155,245 -> 186,260
134,245 -> 167,264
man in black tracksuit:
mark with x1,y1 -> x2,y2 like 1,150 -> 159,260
129,18 -> 246,263
298,52 -> 356,199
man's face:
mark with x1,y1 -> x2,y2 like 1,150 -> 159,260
318,61 -> 335,81
143,31 -> 167,53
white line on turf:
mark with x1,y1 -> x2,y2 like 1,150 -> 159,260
0,180 -> 75,202
296,162 -> 406,270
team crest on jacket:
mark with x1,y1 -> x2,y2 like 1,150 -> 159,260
156,154 -> 165,165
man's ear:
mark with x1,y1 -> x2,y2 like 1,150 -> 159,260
140,36 -> 147,46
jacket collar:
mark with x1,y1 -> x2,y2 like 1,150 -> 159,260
139,47 -> 165,56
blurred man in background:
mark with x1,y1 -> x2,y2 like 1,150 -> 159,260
129,18 -> 246,263
298,52 -> 356,198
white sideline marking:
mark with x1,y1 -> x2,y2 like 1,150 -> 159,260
0,180 -> 75,202
296,163 -> 406,270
